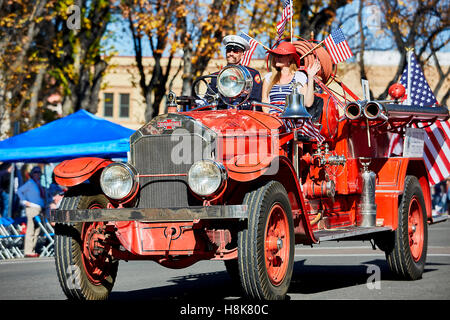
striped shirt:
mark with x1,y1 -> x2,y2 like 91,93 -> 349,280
265,71 -> 307,115
264,71 -> 325,143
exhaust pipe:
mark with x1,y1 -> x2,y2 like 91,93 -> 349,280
363,101 -> 388,121
344,101 -> 364,120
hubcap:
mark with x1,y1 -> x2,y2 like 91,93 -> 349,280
264,203 -> 290,286
80,204 -> 112,285
408,196 -> 424,262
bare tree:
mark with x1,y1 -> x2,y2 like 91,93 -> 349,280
123,0 -> 241,121
373,0 -> 448,101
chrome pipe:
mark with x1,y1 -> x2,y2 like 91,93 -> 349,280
344,102 -> 363,120
363,101 -> 388,121
357,159 -> 377,227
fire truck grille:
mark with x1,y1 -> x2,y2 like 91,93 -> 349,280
131,135 -> 204,208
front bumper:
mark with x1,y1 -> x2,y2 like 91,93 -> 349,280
49,205 -> 248,223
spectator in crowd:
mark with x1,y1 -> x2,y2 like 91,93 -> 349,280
0,163 -> 12,218
46,173 -> 65,221
17,166 -> 46,258
432,178 -> 449,215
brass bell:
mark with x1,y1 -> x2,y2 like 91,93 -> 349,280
280,91 -> 312,119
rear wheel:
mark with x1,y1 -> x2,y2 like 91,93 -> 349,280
237,181 -> 294,300
224,259 -> 240,284
378,176 -> 428,280
54,193 -> 118,300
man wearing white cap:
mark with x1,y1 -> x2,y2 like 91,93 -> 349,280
208,35 -> 262,110
17,166 -> 46,257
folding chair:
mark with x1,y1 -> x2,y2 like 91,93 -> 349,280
0,217 -> 24,259
0,235 -> 14,259
33,215 -> 55,257
0,218 -> 15,259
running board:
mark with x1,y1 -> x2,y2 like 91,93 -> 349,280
431,214 -> 448,224
314,226 -> 392,242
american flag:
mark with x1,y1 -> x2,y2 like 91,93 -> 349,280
390,52 -> 449,185
297,119 -> 325,144
275,0 -> 292,42
239,33 -> 258,67
324,28 -> 353,64
278,114 -> 324,144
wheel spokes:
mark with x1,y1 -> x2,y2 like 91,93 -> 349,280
407,196 -> 424,262
264,203 -> 290,286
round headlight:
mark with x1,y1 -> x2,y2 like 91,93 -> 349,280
217,65 -> 252,98
100,163 -> 136,200
188,160 -> 227,197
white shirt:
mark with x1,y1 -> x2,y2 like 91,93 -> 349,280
263,71 -> 307,86
17,179 -> 45,208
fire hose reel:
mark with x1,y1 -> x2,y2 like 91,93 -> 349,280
303,180 -> 336,198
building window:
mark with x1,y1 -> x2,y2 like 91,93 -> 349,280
119,93 -> 130,118
104,93 -> 114,117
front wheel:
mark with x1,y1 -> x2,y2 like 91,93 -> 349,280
377,176 -> 428,280
54,193 -> 118,300
237,181 -> 295,300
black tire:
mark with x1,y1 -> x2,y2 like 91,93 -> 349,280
224,259 -> 240,284
380,175 -> 428,280
237,181 -> 295,300
54,193 -> 118,300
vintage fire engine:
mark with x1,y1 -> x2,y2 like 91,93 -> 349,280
50,40 -> 449,300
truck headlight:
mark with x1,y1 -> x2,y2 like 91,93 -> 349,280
100,163 -> 137,200
188,160 -> 227,197
217,65 -> 253,98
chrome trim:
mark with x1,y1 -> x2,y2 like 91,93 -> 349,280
100,162 -> 138,200
50,205 -> 248,223
188,159 -> 228,197
217,65 -> 253,107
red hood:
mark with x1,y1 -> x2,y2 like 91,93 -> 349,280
181,110 -> 289,182
181,110 -> 285,135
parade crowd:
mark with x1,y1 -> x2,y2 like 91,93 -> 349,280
0,163 -> 64,258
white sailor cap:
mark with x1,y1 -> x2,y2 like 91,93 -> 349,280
222,35 -> 250,51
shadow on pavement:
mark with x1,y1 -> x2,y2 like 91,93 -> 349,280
109,259 -> 441,300
109,270 -> 242,300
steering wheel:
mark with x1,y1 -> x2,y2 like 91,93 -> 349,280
191,74 -> 218,106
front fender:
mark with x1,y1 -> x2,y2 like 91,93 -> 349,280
54,157 -> 113,187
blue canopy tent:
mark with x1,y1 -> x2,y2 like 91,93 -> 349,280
0,110 -> 135,163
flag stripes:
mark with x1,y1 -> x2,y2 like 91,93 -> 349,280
393,52 -> 450,185
297,119 -> 325,144
275,0 -> 292,41
324,28 -> 353,64
239,33 -> 258,67
417,121 -> 450,184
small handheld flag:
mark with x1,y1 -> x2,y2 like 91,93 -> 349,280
239,33 -> 258,67
275,0 -> 292,42
324,28 -> 353,64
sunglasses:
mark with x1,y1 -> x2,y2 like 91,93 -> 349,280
226,45 -> 244,53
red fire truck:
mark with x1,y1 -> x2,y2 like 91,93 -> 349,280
50,40 -> 449,300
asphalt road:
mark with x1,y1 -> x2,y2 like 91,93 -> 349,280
1,219 -> 449,303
